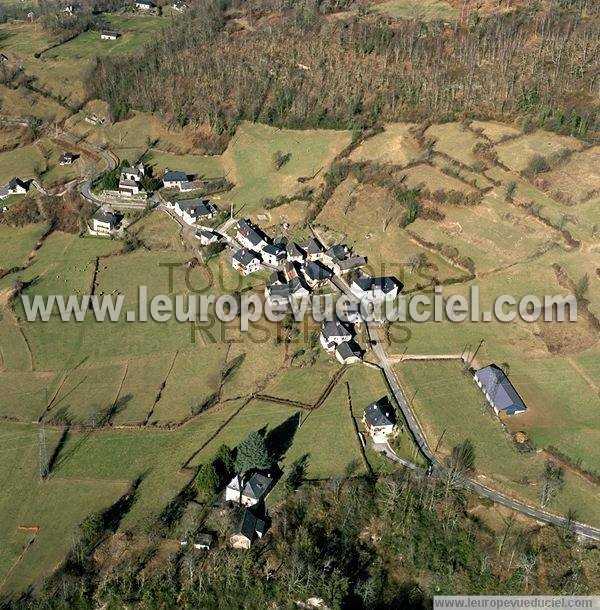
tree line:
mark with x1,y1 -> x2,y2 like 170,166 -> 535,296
89,0 -> 599,138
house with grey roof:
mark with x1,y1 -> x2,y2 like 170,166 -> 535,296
286,241 -> 306,263
225,472 -> 274,507
302,260 -> 332,288
363,397 -> 397,442
335,339 -> 363,364
59,151 -> 76,165
333,255 -> 367,276
174,199 -> 217,224
0,177 -> 28,200
236,219 -> 269,251
196,229 -> 220,245
265,277 -> 309,306
90,208 -> 120,236
352,276 -> 401,301
101,30 -> 119,40
180,532 -> 213,550
232,249 -> 260,275
229,508 -> 267,549
261,243 -> 286,266
305,238 -> 325,261
320,318 -> 352,351
162,170 -> 188,189
474,364 -> 527,416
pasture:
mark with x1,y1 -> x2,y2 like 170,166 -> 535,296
222,121 -> 352,215
425,122 -> 486,167
395,360 -> 600,527
372,0 -> 458,21
349,122 -> 422,166
494,131 -> 584,173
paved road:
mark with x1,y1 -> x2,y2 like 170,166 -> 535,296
329,275 -> 600,541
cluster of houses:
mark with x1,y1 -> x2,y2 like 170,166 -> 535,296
184,398 -> 398,552
0,177 -> 28,200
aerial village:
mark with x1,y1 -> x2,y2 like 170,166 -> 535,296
2,157 -> 529,551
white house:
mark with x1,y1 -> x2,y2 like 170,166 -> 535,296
232,249 -> 260,275
286,241 -> 305,263
229,509 -> 266,550
174,199 -> 217,225
59,152 -> 76,165
121,163 -> 145,182
305,238 -> 325,261
261,243 -> 286,266
162,170 -> 188,189
225,473 -> 273,507
335,340 -> 363,364
0,177 -> 28,199
90,208 -> 119,236
302,261 -> 332,288
100,30 -> 119,40
197,229 -> 220,246
135,0 -> 155,9
118,178 -> 141,197
363,397 -> 397,442
236,219 -> 269,252
351,276 -> 400,301
320,318 -> 352,351
333,255 -> 367,276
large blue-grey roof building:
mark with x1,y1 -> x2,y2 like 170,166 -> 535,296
474,364 -> 527,416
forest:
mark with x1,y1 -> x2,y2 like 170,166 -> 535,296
90,0 -> 599,139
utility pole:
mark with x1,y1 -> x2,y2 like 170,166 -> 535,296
39,420 -> 49,480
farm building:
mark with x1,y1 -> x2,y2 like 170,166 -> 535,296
320,318 -> 352,351
162,170 -> 188,189
474,364 -> 527,416
173,199 -> 217,224
363,397 -> 397,442
225,473 -> 273,507
352,276 -> 401,301
232,249 -> 260,275
335,339 -> 363,364
135,0 -> 155,9
0,53 -> 8,63
100,30 -> 119,40
229,508 -> 267,550
0,177 -> 28,199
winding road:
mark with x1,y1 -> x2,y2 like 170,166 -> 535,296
329,275 -> 600,541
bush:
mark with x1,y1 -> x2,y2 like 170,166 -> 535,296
524,154 -> 550,177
